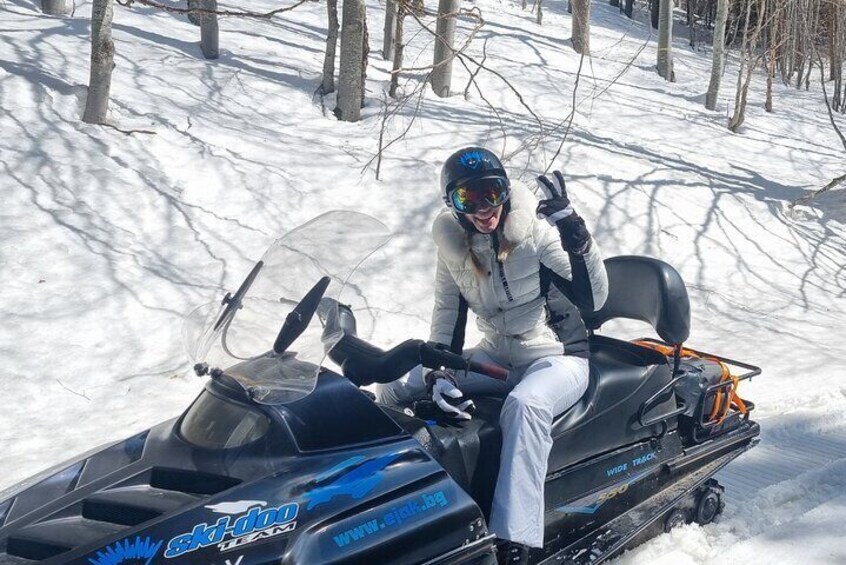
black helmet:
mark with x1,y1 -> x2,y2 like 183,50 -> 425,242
440,147 -> 509,206
440,148 -> 511,233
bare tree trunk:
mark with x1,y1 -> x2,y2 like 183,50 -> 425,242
689,0 -> 697,48
41,0 -> 65,15
335,0 -> 366,121
571,0 -> 591,55
705,0 -> 729,109
537,0 -> 544,25
765,0 -> 781,112
431,0 -> 459,97
200,0 -> 219,59
321,0 -> 339,94
651,0 -> 660,29
389,7 -> 405,98
83,0 -> 115,124
625,0 -> 634,18
657,0 -> 674,80
728,0 -> 766,131
361,12 -> 369,107
383,0 -> 397,61
610,0 -> 619,7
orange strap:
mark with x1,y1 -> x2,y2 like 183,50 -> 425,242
633,340 -> 747,424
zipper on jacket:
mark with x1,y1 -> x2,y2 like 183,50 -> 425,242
492,232 -> 514,302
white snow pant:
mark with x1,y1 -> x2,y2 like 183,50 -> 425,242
375,350 -> 590,548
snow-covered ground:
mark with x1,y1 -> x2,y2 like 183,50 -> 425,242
1,0 -> 845,562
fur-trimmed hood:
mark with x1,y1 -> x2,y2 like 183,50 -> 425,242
432,183 -> 538,263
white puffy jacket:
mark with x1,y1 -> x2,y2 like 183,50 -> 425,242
430,185 -> 608,372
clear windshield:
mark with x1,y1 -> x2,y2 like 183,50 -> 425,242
182,211 -> 392,404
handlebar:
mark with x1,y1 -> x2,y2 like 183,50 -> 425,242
419,343 -> 509,381
320,299 -> 509,386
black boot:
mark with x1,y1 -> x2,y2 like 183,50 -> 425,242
496,540 -> 529,565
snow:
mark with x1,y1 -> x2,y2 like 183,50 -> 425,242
1,0 -> 845,562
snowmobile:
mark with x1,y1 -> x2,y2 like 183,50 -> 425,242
0,211 -> 760,565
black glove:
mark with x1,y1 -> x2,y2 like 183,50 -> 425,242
536,171 -> 592,254
424,369 -> 475,420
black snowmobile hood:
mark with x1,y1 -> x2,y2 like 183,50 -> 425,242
0,371 -> 485,565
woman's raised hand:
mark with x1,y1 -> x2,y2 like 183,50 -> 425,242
535,171 -> 574,225
536,171 -> 592,254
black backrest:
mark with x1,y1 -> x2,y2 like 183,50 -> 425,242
581,256 -> 690,345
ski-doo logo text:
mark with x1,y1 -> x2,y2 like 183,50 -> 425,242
164,503 -> 299,558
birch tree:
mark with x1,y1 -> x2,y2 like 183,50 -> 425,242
571,0 -> 591,55
383,0 -> 398,61
321,0 -> 340,94
389,4 -> 405,98
657,0 -> 674,80
83,0 -> 115,124
335,0 -> 366,121
431,0 -> 459,97
705,0 -> 729,110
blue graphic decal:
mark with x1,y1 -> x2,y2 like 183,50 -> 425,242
458,150 -> 487,170
314,455 -> 365,482
332,490 -> 450,548
88,536 -> 163,565
164,502 -> 298,558
307,452 -> 402,511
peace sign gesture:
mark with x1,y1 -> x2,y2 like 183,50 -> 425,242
535,171 -> 592,254
535,171 -> 575,226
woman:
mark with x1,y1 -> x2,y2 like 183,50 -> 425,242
377,147 -> 608,563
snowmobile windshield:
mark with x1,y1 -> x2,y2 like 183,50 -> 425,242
182,211 -> 392,404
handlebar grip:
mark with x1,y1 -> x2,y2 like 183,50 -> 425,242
468,361 -> 509,381
419,342 -> 509,381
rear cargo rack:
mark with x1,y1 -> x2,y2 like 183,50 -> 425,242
636,338 -> 762,381
633,338 -> 760,440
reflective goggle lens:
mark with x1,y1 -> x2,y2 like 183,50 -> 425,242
450,179 -> 509,214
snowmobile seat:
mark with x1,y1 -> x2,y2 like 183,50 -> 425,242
548,336 -> 676,470
547,256 -> 691,470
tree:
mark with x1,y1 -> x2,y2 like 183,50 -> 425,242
41,0 -> 65,15
765,0 -> 784,112
705,0 -> 729,110
431,0 -> 459,97
83,0 -> 115,124
200,0 -> 219,59
383,0 -> 398,61
388,4 -> 406,98
571,0 -> 591,55
335,0 -> 366,121
728,0 -> 767,132
321,0 -> 340,94
657,0 -> 674,80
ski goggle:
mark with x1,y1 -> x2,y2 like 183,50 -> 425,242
448,178 -> 510,214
